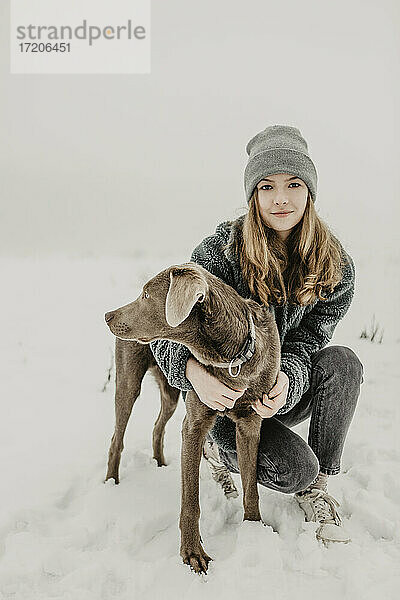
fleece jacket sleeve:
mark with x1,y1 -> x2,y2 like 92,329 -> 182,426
149,226 -> 234,391
275,253 -> 356,415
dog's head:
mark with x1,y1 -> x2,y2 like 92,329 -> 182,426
104,262 -> 211,343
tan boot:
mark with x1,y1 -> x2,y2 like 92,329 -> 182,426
202,439 -> 239,499
295,488 -> 351,544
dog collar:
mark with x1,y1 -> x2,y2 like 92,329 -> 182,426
213,312 -> 256,378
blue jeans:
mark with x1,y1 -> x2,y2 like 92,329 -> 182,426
210,345 -> 364,494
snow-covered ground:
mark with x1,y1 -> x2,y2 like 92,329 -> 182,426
1,252 -> 399,600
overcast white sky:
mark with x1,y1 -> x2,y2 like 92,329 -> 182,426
0,0 -> 399,261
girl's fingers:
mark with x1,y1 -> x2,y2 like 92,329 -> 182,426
252,404 -> 264,417
253,398 -> 275,416
205,399 -> 226,411
253,405 -> 274,418
220,395 -> 236,408
268,380 -> 288,400
223,384 -> 247,396
260,394 -> 274,408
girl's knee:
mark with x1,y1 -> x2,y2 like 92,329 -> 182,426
257,446 -> 320,494
314,345 -> 364,382
219,445 -> 320,495
273,454 -> 319,494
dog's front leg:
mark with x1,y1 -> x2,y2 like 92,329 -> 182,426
105,338 -> 150,484
235,413 -> 263,521
179,390 -> 217,574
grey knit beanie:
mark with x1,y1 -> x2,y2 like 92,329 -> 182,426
244,124 -> 318,203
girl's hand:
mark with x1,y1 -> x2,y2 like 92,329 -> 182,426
252,370 -> 289,418
186,357 -> 247,411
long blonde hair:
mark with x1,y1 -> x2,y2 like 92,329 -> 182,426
224,188 -> 347,306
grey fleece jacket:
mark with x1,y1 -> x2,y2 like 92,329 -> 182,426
149,214 -> 355,417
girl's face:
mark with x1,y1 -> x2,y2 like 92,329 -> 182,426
256,172 -> 308,241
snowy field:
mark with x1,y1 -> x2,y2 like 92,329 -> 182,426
1,251 -> 399,600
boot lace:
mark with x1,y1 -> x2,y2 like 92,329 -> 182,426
306,488 -> 342,525
211,465 -> 238,496
203,443 -> 238,497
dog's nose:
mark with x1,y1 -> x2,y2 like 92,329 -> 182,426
105,311 -> 116,323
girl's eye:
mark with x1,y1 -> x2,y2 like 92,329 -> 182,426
289,182 -> 300,188
259,184 -> 272,190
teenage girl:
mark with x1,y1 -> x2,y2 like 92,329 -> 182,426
150,124 -> 364,545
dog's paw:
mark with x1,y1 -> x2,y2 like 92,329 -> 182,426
181,547 -> 213,574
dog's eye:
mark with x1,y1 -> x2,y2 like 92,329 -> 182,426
143,290 -> 149,299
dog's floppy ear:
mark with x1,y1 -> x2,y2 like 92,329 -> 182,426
165,265 -> 208,327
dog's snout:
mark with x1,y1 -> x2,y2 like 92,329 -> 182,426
105,311 -> 116,323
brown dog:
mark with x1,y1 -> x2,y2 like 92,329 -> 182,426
104,262 -> 280,574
